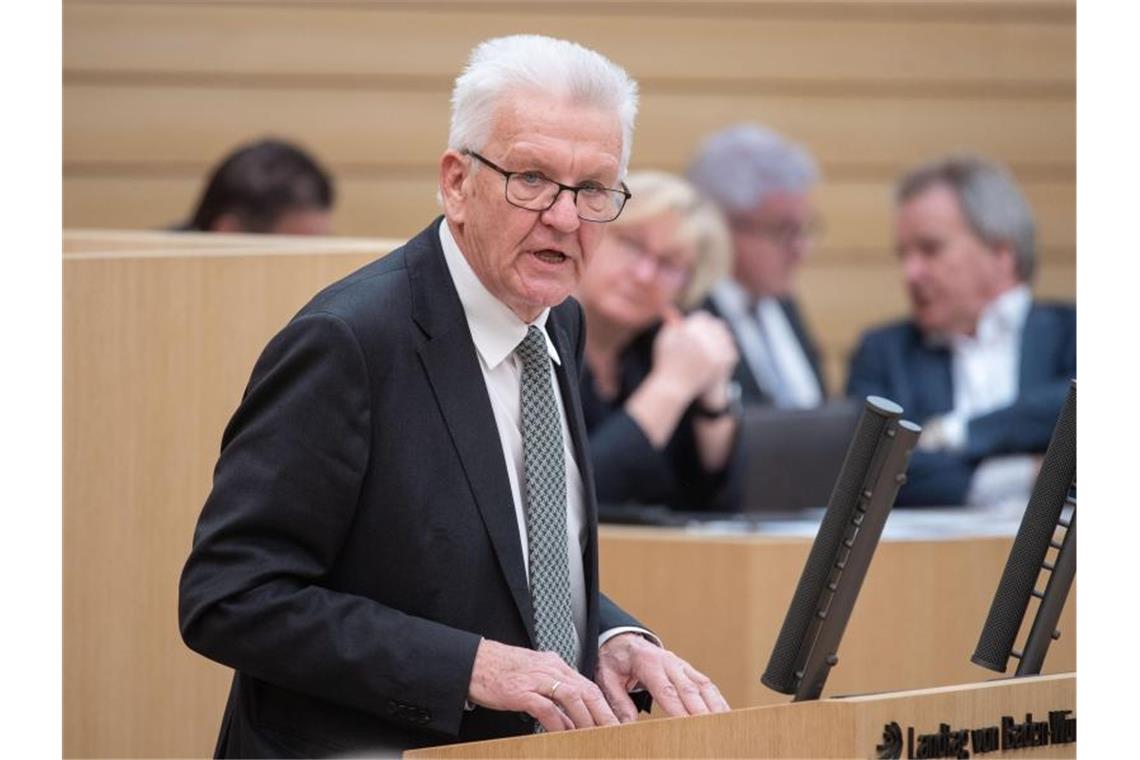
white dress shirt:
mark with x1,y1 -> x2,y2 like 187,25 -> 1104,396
949,284 -> 1032,426
925,284 -> 1038,510
709,279 -> 823,408
439,221 -> 652,663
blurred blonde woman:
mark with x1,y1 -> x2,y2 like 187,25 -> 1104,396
575,171 -> 743,512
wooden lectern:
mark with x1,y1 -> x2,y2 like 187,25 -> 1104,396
406,673 -> 1075,759
405,674 -> 1071,756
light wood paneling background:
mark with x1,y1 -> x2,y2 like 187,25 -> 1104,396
63,234 -> 396,759
63,0 -> 1075,392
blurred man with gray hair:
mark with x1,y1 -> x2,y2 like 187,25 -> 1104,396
687,123 -> 827,408
846,154 -> 1075,508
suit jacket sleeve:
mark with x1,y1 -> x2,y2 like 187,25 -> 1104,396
846,331 -> 973,506
589,410 -> 675,504
845,331 -> 887,402
597,593 -> 654,713
965,381 -> 1071,460
179,311 -> 481,737
965,313 -> 1076,460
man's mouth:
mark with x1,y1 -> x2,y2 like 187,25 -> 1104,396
533,249 -> 568,264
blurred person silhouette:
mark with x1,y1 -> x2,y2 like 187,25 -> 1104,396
176,137 -> 335,235
687,123 -> 826,408
575,171 -> 744,513
846,154 -> 1075,508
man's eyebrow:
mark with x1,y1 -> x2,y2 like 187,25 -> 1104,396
505,151 -> 619,185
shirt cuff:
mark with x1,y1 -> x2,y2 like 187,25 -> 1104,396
917,412 -> 968,452
599,626 -> 662,650
966,454 -> 1038,511
942,414 -> 968,450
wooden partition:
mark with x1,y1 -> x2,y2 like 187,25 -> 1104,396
62,0 -> 1076,391
63,232 -> 395,759
598,527 -> 1075,711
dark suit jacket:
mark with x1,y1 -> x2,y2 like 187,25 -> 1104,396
845,302 -> 1076,506
580,323 -> 744,513
179,218 -> 644,757
703,294 -> 827,405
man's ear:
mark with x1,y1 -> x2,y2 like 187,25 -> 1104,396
439,150 -> 471,223
991,240 -> 1020,284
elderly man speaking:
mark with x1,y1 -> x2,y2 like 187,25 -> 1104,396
179,35 -> 728,757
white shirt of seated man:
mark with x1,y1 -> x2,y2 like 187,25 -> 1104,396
917,284 -> 1038,512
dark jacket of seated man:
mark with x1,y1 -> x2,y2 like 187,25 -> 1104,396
846,300 -> 1075,506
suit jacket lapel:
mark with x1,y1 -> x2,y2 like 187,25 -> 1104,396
1018,305 -> 1052,390
549,315 -> 597,537
408,220 -> 536,645
913,333 -> 955,419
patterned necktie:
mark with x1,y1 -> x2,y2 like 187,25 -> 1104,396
515,325 -> 578,669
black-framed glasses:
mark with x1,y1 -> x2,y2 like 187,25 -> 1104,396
465,150 -> 631,223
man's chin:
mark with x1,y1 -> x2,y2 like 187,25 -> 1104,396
507,284 -> 576,321
913,311 -> 946,336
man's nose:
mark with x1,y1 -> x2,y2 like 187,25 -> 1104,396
540,188 -> 581,233
900,251 -> 924,283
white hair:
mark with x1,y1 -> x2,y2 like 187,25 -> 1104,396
448,35 -> 639,177
686,123 -> 819,214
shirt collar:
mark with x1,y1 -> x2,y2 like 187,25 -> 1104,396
711,278 -> 769,317
439,219 -> 561,370
929,283 -> 1032,348
978,283 -> 1032,339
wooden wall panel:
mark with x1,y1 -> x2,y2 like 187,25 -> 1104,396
64,2 -> 1074,87
65,82 -> 1074,174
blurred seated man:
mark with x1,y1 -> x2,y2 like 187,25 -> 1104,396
575,171 -> 744,513
846,154 -> 1075,508
176,137 -> 335,235
687,124 -> 826,408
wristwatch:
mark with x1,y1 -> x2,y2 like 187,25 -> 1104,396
694,380 -> 743,419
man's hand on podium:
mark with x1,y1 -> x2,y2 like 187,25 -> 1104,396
596,632 -> 730,722
467,638 -> 621,732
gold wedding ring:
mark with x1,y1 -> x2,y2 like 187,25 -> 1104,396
549,680 -> 562,699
